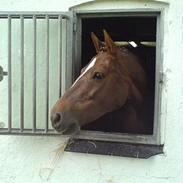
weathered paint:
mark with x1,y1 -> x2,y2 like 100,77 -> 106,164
0,0 -> 183,183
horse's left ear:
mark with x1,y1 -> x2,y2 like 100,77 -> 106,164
103,29 -> 117,53
91,32 -> 104,53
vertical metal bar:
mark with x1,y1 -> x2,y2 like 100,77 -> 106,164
61,18 -> 66,94
8,15 -> 12,132
58,15 -> 62,97
20,15 -> 24,132
66,16 -> 73,89
45,15 -> 49,132
33,15 -> 37,132
65,18 -> 68,90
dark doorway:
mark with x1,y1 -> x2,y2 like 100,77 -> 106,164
80,16 -> 156,134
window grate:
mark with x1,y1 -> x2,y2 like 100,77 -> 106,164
0,12 -> 73,135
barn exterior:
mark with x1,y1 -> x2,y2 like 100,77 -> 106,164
0,0 -> 183,183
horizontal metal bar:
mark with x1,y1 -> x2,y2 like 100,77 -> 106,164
0,16 -> 68,20
3,71 -> 8,75
0,127 -> 153,142
0,127 -> 157,145
0,11 -> 70,19
0,128 -> 63,136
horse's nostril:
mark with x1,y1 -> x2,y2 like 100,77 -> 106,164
51,113 -> 61,123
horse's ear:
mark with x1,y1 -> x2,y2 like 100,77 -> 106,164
91,32 -> 103,53
103,29 -> 116,53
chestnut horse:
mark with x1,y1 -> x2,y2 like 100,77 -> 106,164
51,30 -> 153,135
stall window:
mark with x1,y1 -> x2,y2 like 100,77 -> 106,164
65,11 -> 164,158
0,11 -> 164,158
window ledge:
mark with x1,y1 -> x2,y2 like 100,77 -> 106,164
64,138 -> 164,159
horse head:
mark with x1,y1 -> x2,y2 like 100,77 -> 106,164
50,30 -> 147,134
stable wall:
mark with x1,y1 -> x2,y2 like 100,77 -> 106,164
0,0 -> 183,183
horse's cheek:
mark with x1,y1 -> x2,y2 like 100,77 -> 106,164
74,102 -> 101,123
117,85 -> 129,107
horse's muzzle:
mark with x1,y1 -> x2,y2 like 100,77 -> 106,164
50,112 -> 80,135
51,112 -> 62,131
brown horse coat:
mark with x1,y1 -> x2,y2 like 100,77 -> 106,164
51,30 -> 153,135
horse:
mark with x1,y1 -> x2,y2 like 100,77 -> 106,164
50,30 -> 153,135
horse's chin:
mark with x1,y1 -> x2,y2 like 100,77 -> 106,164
63,123 -> 80,135
55,122 -> 80,135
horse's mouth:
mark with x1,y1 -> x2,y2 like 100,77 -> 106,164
54,123 -> 80,135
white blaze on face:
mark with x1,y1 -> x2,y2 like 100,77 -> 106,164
72,57 -> 96,87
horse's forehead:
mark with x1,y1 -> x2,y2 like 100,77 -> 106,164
97,52 -> 114,61
95,53 -> 116,69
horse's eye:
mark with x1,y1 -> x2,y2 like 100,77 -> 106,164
92,72 -> 105,80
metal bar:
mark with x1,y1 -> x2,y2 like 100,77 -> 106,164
65,15 -> 73,89
58,15 -> 62,97
45,15 -> 49,132
0,128 -> 63,135
3,71 -> 8,75
8,15 -> 12,132
0,11 -> 70,19
32,15 -> 37,132
65,18 -> 68,90
0,12 -> 72,135
20,15 -> 24,132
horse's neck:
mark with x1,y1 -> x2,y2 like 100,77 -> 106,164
118,99 -> 146,133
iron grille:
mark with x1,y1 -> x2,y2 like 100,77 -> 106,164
0,12 -> 73,135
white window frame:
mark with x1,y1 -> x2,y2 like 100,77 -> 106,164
72,9 -> 165,145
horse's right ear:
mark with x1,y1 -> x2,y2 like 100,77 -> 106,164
103,29 -> 117,53
91,32 -> 103,53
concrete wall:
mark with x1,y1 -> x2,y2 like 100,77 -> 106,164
0,0 -> 183,183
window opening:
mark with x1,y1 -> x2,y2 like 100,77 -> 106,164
80,16 -> 156,135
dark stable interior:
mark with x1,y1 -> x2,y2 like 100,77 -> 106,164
80,17 -> 156,134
